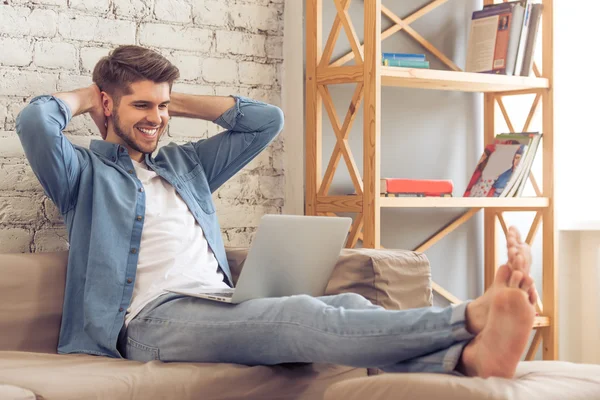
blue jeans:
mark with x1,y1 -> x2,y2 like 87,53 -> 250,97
120,292 -> 473,374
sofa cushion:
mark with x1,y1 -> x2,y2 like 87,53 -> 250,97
324,248 -> 432,310
0,351 -> 365,400
0,384 -> 39,400
0,251 -> 67,354
323,361 -> 600,400
228,247 -> 432,311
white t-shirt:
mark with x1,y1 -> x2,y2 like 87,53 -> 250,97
124,159 -> 230,326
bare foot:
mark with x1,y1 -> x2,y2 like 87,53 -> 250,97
507,226 -> 532,275
507,226 -> 538,306
459,288 -> 535,378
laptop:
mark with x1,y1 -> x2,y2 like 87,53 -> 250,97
166,214 -> 352,304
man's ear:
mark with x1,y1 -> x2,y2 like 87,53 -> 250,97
101,92 -> 114,118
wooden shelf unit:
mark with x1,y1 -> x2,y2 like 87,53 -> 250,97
305,0 -> 557,361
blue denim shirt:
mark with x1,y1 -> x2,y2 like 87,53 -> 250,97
16,95 -> 284,358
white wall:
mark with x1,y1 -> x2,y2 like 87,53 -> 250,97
554,1 -> 600,228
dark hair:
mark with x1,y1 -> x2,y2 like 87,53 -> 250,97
92,45 -> 180,104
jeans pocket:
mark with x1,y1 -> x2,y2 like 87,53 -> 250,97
126,337 -> 160,362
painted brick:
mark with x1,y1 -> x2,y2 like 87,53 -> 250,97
221,227 -> 255,247
0,162 -> 43,192
43,197 -> 63,224
0,37 -> 33,67
154,0 -> 193,23
168,117 -> 209,139
70,0 -> 109,14
265,35 -> 283,59
238,61 -> 277,85
216,31 -> 266,57
59,14 -> 135,45
0,70 -> 58,97
172,83 -> 214,96
217,203 -> 280,229
259,175 -> 284,199
215,173 -> 259,201
113,0 -> 152,20
0,227 -> 32,253
191,0 -> 229,27
31,0 -> 68,5
0,102 -> 7,128
231,3 -> 281,33
6,101 -> 29,131
34,41 -> 78,70
202,58 -> 237,84
57,73 -> 93,92
171,52 -> 202,81
0,7 -> 58,37
139,24 -> 212,52
0,0 -> 285,253
80,47 -> 110,74
33,227 -> 69,252
0,195 -> 41,225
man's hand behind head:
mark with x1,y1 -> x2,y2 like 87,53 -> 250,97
53,84 -> 107,139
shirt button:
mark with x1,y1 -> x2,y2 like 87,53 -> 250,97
127,278 -> 133,284
130,248 -> 137,254
128,169 -> 134,174
119,307 -> 124,312
120,148 -> 125,153
138,187 -> 144,193
136,215 -> 142,221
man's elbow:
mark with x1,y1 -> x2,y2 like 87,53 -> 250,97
262,105 -> 285,142
16,103 -> 47,139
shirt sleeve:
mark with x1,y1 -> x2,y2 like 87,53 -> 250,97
192,96 -> 284,193
16,95 -> 82,214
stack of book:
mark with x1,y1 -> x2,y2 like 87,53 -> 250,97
465,1 -> 543,76
382,52 -> 430,69
381,178 -> 453,197
463,132 -> 542,198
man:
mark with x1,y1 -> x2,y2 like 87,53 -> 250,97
16,45 -> 537,378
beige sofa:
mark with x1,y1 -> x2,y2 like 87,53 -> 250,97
1,248 -> 599,400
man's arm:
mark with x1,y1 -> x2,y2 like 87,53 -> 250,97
16,85 -> 103,214
172,93 -> 284,193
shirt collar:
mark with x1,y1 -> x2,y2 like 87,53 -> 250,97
89,140 -> 155,163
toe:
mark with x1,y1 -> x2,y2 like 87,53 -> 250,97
509,270 -> 523,288
496,264 -> 511,285
520,275 -> 533,292
528,286 -> 538,306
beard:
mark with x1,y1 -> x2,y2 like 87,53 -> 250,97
112,109 -> 160,155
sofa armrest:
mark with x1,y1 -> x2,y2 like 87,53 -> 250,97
225,247 -> 432,311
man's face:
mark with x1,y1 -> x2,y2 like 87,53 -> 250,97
108,80 -> 170,160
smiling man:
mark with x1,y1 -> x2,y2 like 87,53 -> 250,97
16,45 -> 538,379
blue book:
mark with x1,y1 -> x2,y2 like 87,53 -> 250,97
382,52 -> 426,62
383,58 -> 430,69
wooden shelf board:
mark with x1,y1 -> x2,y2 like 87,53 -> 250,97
534,316 -> 550,328
381,67 -> 549,93
379,196 -> 549,209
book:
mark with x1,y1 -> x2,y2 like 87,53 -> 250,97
381,178 -> 453,196
519,3 -> 543,76
492,132 -> 540,197
382,192 -> 452,198
382,52 -> 426,61
466,2 -> 526,75
463,143 -> 527,197
513,1 -> 533,76
464,132 -> 542,198
382,59 -> 430,69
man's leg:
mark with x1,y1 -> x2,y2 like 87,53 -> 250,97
124,291 -> 473,374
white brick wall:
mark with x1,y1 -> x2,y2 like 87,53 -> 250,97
0,0 -> 285,253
